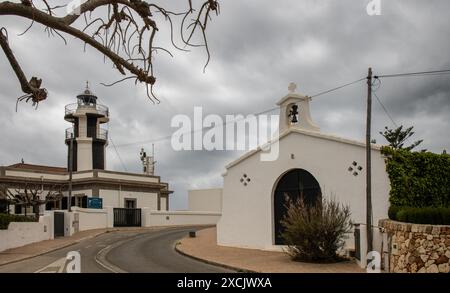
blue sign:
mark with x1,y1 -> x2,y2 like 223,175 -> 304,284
87,197 -> 103,209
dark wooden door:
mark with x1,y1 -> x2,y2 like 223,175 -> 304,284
54,212 -> 65,237
273,169 -> 321,245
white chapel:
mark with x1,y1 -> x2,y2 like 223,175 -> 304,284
215,83 -> 391,260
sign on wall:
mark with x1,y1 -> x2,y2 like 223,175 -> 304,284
87,197 -> 103,209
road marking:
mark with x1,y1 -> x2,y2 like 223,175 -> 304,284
34,257 -> 66,273
95,244 -> 127,273
94,232 -> 154,273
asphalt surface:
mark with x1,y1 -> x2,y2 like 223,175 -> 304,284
0,226 -> 233,273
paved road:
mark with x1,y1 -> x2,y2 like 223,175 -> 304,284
0,226 -> 233,273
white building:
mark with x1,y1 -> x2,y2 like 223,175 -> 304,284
0,86 -> 172,217
0,86 -> 221,250
194,83 -> 390,265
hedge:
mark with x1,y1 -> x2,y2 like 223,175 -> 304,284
381,147 -> 450,208
0,213 -> 36,230
388,206 -> 450,225
388,205 -> 401,220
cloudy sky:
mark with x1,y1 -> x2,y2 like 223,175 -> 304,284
1,0 -> 449,209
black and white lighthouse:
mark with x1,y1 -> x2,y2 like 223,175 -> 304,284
64,84 -> 109,171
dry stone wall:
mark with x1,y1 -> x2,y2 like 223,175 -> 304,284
380,219 -> 450,273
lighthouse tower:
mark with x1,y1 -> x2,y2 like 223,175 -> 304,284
64,84 -> 109,171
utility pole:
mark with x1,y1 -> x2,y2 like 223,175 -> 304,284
366,67 -> 373,253
68,133 -> 74,212
152,143 -> 155,174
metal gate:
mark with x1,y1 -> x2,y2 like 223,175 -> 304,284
54,212 -> 65,237
113,208 -> 141,227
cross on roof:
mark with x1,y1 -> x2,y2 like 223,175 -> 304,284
288,82 -> 297,93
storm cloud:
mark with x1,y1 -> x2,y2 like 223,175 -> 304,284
0,0 -> 449,209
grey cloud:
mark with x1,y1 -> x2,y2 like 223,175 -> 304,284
1,0 -> 449,209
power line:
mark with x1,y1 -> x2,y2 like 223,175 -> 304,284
373,68 -> 450,126
114,107 -> 280,148
310,77 -> 366,98
112,68 -> 450,148
375,69 -> 450,79
114,78 -> 368,148
371,78 -> 398,128
374,92 -> 398,128
109,136 -> 128,171
112,67 -> 450,149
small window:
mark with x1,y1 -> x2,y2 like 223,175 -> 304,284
125,199 -> 137,209
74,195 -> 88,208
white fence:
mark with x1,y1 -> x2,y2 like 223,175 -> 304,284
143,210 -> 221,227
0,208 -> 221,252
0,214 -> 53,252
72,207 -> 221,229
71,206 -> 110,232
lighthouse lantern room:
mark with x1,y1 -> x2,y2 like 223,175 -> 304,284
64,83 -> 109,171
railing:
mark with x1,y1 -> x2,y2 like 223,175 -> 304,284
97,128 -> 108,140
65,127 -> 74,139
65,127 -> 108,140
65,102 -> 109,117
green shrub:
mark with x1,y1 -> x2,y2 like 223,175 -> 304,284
389,206 -> 450,225
281,197 -> 352,263
381,147 -> 450,208
0,213 -> 36,229
388,205 -> 401,220
442,208 -> 450,224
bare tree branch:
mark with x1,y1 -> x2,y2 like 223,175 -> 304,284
0,0 -> 219,105
0,183 -> 63,220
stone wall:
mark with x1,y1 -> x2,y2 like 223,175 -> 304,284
380,219 -> 450,273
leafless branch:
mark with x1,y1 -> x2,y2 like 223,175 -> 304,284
0,0 -> 219,105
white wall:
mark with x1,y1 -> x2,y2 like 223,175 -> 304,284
0,214 -> 53,252
77,138 -> 93,171
160,196 -> 167,211
62,189 -> 92,197
64,211 -> 74,236
188,189 -> 222,212
97,171 -> 159,183
355,224 -> 385,268
72,172 -> 94,180
71,207 -> 109,231
100,189 -> 158,209
217,131 -> 390,251
4,170 -> 66,180
145,210 -> 221,227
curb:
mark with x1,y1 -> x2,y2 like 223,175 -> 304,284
0,226 -> 170,267
174,242 -> 257,273
0,229 -> 117,267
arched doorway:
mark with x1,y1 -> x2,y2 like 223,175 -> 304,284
273,169 -> 321,245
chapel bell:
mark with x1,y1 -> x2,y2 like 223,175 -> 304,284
289,104 -> 299,124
